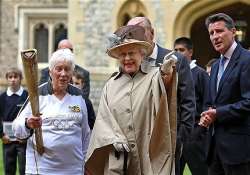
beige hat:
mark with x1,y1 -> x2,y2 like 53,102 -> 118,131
107,25 -> 152,59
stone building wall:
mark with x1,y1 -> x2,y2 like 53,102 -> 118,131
82,1 -> 114,68
0,0 -> 21,79
0,0 -> 67,90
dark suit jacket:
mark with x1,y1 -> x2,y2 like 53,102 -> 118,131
207,44 -> 250,165
191,66 -> 209,122
39,65 -> 90,98
155,44 -> 195,143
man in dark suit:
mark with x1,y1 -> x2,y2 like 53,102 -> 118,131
127,17 -> 195,175
174,37 -> 209,175
200,13 -> 250,175
39,39 -> 90,98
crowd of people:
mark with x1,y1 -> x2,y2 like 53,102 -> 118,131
0,12 -> 249,175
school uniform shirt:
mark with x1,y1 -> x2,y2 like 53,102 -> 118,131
13,83 -> 90,175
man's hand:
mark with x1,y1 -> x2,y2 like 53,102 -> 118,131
199,108 -> 216,127
26,116 -> 42,129
113,142 -> 130,152
1,134 -> 10,144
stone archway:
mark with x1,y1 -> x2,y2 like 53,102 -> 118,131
117,0 -> 147,27
174,0 -> 250,67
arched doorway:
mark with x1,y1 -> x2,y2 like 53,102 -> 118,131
117,0 -> 147,27
191,2 -> 250,67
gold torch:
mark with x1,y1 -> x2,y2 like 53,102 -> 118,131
21,49 -> 44,155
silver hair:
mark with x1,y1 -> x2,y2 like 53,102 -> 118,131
49,49 -> 75,71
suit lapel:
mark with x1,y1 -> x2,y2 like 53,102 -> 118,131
210,60 -> 219,102
215,45 -> 241,99
155,44 -> 169,66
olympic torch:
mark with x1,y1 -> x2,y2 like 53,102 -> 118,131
21,49 -> 44,155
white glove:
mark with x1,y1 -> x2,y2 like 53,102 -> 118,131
161,53 -> 177,74
113,142 -> 130,152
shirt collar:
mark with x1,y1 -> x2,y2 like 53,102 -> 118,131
148,43 -> 158,60
223,41 -> 237,59
190,60 -> 197,70
6,86 -> 24,96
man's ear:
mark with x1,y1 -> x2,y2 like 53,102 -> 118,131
151,28 -> 154,39
231,27 -> 236,37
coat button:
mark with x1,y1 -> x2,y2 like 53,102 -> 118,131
128,125 -> 133,130
126,109 -> 131,113
130,143 -> 135,148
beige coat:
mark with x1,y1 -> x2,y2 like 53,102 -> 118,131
86,63 -> 177,175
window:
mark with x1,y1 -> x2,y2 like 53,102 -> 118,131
34,23 -> 48,63
54,23 -> 68,51
17,7 -> 67,68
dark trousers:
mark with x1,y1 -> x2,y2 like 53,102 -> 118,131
180,139 -> 208,175
208,148 -> 250,175
175,137 -> 183,175
177,125 -> 209,175
3,142 -> 26,175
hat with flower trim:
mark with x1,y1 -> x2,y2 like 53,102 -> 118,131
106,25 -> 152,59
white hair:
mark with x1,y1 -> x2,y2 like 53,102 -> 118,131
49,48 -> 75,71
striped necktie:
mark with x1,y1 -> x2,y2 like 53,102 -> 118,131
217,56 -> 227,91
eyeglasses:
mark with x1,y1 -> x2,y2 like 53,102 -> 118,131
118,51 -> 138,59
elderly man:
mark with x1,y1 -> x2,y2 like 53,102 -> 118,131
86,25 -> 177,175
